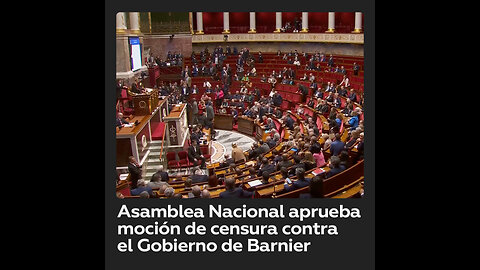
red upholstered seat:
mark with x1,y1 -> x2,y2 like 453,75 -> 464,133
178,151 -> 193,168
200,146 -> 211,162
166,152 -> 179,171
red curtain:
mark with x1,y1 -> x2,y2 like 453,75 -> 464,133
335,12 -> 355,33
203,12 -> 223,34
229,12 -> 249,33
256,12 -> 276,33
282,12 -> 302,31
308,12 -> 328,33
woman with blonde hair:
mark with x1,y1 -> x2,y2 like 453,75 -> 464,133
302,151 -> 317,171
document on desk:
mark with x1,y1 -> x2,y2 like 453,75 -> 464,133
248,180 -> 263,187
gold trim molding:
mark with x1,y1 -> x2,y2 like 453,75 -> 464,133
192,32 -> 364,44
325,28 -> 335,33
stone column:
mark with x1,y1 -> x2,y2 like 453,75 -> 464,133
248,12 -> 256,33
326,12 -> 335,33
196,12 -> 204,34
129,12 -> 141,35
189,12 -> 194,34
300,12 -> 308,32
116,12 -> 127,34
222,12 -> 230,33
274,12 -> 282,32
353,12 -> 363,33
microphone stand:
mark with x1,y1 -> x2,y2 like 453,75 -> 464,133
272,177 -> 276,199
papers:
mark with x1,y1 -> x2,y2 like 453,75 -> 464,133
245,161 -> 256,167
248,180 -> 263,187
124,124 -> 134,128
312,168 -> 325,175
119,174 -> 129,180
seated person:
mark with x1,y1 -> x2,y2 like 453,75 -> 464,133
261,171 -> 272,184
219,177 -> 254,198
187,140 -> 206,168
190,168 -> 209,183
283,167 -> 311,192
148,165 -> 170,189
260,74 -> 267,82
288,155 -> 305,177
130,179 -> 153,197
257,157 -> 275,177
299,73 -> 308,81
299,175 -> 324,198
219,154 -> 235,169
276,153 -> 293,171
116,112 -> 129,128
325,156 -> 346,178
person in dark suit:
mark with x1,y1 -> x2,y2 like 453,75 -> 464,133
283,167 -> 311,192
276,153 -> 293,171
151,165 -> 169,183
348,89 -> 357,103
219,177 -> 254,198
189,168 -> 209,183
298,84 -> 309,102
116,112 -> 129,128
299,175 -> 324,198
353,62 -> 360,75
257,157 -> 275,177
130,79 -> 141,94
130,179 -> 153,196
288,155 -> 305,177
272,92 -> 283,107
284,114 -> 295,130
329,133 -> 345,156
338,86 -> 348,97
328,55 -> 334,67
325,156 -> 346,178
187,140 -> 206,169
127,156 -> 142,188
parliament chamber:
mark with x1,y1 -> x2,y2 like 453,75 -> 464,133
115,12 -> 365,199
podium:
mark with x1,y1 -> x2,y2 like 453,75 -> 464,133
132,88 -> 159,116
237,116 -> 255,135
164,104 -> 188,147
255,123 -> 269,142
148,65 -> 160,87
214,114 -> 234,130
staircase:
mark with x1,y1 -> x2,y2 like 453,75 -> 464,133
142,140 -> 167,181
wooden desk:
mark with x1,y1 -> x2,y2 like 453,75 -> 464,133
116,98 -> 168,168
237,116 -> 255,135
255,123 -> 269,142
214,114 -> 234,130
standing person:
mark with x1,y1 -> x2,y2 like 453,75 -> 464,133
191,98 -> 198,125
231,143 -> 246,163
329,133 -> 345,156
353,62 -> 360,76
127,156 -> 142,189
205,102 -> 216,140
